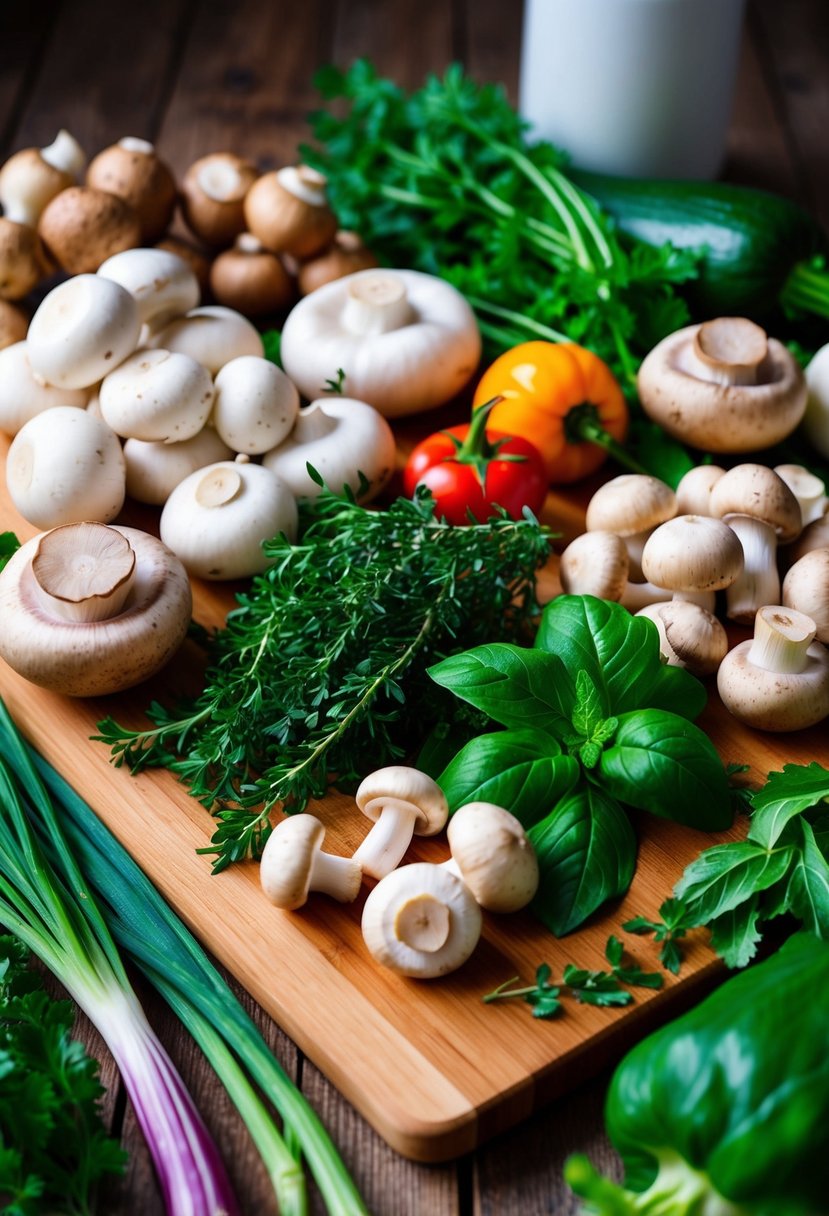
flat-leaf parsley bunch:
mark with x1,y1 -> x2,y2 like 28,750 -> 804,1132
96,484 -> 551,871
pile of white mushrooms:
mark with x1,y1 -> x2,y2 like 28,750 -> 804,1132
259,766 -> 540,980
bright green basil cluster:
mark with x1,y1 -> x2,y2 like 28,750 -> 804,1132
429,596 -> 732,935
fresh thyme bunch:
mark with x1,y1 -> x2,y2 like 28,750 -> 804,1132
96,484 -> 551,871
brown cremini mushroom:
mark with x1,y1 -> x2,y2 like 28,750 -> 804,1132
0,130 -> 85,227
0,300 -> 28,351
86,137 -> 177,243
0,522 -> 192,696
155,236 -> 212,296
244,165 -> 338,260
38,185 -> 141,273
297,231 -> 379,295
352,766 -> 449,880
180,152 -> 258,248
259,814 -> 362,910
209,234 -> 295,317
0,218 -> 47,300
637,317 -> 807,453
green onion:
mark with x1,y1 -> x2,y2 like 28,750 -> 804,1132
0,697 -> 368,1216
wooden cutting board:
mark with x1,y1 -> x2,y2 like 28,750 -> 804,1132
0,431 -> 825,1163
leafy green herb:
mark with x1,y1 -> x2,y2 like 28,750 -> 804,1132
0,532 -> 19,574
322,367 -> 347,393
0,936 -> 125,1215
304,61 -> 699,396
483,938 -> 660,1020
622,898 -> 693,975
261,328 -> 282,367
432,596 -> 731,934
667,763 -> 829,967
95,485 -> 551,871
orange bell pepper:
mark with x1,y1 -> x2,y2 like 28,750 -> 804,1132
472,341 -> 635,484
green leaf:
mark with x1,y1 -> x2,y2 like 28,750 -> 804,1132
707,896 -> 763,969
748,762 -> 829,849
534,596 -> 706,720
598,709 -> 732,830
571,670 -> 606,736
675,842 -> 796,923
787,819 -> 829,938
427,643 -> 574,736
0,533 -> 19,575
529,782 -> 637,935
437,728 -> 580,829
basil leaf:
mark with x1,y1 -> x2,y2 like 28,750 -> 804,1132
674,842 -> 796,923
438,729 -> 580,829
748,762 -> 829,849
428,644 -> 574,735
707,896 -> 763,969
529,782 -> 637,936
787,820 -> 829,938
534,595 -> 706,720
598,709 -> 732,830
571,670 -> 606,736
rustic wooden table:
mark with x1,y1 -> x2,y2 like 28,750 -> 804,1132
1,1 -> 827,1213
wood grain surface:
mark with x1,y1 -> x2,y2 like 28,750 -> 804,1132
0,0 -> 827,1211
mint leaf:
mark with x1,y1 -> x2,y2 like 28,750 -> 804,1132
749,762 -> 829,849
529,782 -> 637,935
438,729 -> 580,830
428,644 -> 574,736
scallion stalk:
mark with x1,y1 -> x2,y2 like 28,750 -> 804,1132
0,728 -> 239,1216
0,698 -> 368,1216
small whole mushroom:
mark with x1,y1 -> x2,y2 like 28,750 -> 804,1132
244,165 -> 338,260
361,863 -> 482,979
636,600 -> 728,677
86,137 -> 177,243
99,348 -> 215,443
259,814 -> 362,910
124,429 -> 234,506
640,514 -> 745,613
297,231 -> 379,296
352,766 -> 449,880
0,218 -> 47,300
637,316 -> 807,452
558,531 -> 630,602
585,474 -> 677,581
782,549 -> 829,643
0,341 -> 89,435
674,464 -> 726,517
0,522 -> 191,696
0,129 -> 85,226
180,152 -> 259,248
151,305 -> 264,375
443,802 -> 539,913
38,185 -> 142,273
212,356 -> 299,455
27,274 -> 141,390
97,247 -> 201,334
209,234 -> 295,317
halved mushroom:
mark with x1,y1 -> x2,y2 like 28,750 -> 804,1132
352,766 -> 449,880
443,802 -> 539,913
0,522 -> 191,696
260,814 -> 362,910
86,137 -> 177,243
38,185 -> 142,273
717,605 -> 829,732
637,317 -> 807,452
361,863 -> 482,979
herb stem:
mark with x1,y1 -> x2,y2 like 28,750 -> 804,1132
465,295 -> 569,344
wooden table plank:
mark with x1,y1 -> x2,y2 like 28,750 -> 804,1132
0,2 -> 61,160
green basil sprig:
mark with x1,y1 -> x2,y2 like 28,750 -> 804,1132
429,596 -> 732,936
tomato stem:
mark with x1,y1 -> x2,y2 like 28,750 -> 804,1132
447,396 -> 526,486
563,403 -> 648,475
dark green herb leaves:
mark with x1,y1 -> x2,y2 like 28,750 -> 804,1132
96,486 -> 551,871
0,937 -> 125,1214
622,898 -> 694,975
0,532 -> 19,574
433,596 -> 730,934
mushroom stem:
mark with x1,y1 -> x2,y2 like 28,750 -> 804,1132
342,273 -> 414,336
309,849 -> 363,903
290,402 -> 340,443
40,128 -> 85,179
724,516 -> 780,624
673,589 -> 716,613
277,165 -> 329,207
353,800 -> 420,878
690,317 -> 769,386
32,524 -> 136,623
118,136 -> 155,156
197,159 -> 250,202
394,894 -> 451,952
620,580 -> 670,612
775,463 -> 829,527
748,606 -> 816,675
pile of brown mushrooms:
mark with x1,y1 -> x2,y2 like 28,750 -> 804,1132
558,314 -> 829,733
0,128 -> 379,346
259,766 -> 540,980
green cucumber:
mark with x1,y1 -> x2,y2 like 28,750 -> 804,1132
573,169 -> 829,320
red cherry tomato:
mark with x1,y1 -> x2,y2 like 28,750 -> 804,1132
403,399 -> 548,525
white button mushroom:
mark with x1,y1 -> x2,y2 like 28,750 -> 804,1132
0,342 -> 89,435
709,464 -> 803,624
212,356 -> 300,455
674,464 -> 726,517
7,406 -> 126,528
803,342 -> 829,461
558,531 -> 630,602
27,275 -> 141,390
262,396 -> 396,502
361,863 -> 482,979
352,767 -> 449,881
244,165 -> 338,260
280,268 -> 482,418
637,317 -> 808,452
259,814 -> 362,910
0,129 -> 85,227
717,605 -> 829,732
774,463 -> 829,529
99,349 -> 214,443
180,152 -> 259,248
38,185 -> 142,274
159,458 -> 298,580
124,428 -> 233,506
782,549 -> 829,644
585,474 -> 677,582
86,138 -> 177,243
97,247 -> 201,334
442,802 -> 539,913
151,305 -> 264,375
640,514 -> 745,613
636,601 -> 728,677
0,522 -> 192,696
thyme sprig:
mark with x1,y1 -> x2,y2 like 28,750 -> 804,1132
95,485 -> 551,871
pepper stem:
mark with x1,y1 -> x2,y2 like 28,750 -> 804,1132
563,403 -> 649,475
